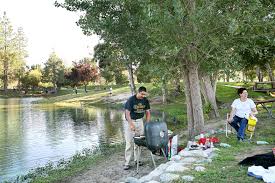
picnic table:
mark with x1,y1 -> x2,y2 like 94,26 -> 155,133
254,98 -> 275,119
253,81 -> 275,92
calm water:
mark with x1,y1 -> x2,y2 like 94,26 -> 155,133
0,98 -> 130,181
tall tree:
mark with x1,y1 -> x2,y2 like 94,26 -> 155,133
0,12 -> 27,94
94,43 -> 131,86
43,52 -> 65,91
66,61 -> 99,92
57,0 -> 274,138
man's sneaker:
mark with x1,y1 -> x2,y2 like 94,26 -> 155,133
135,161 -> 144,166
123,165 -> 130,170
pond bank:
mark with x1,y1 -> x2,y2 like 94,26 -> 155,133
46,118 -> 228,183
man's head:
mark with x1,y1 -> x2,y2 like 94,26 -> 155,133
136,86 -> 147,99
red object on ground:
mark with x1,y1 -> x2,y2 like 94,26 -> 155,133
210,137 -> 220,143
198,137 -> 220,145
198,138 -> 206,145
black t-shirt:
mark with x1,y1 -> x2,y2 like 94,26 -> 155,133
124,95 -> 150,120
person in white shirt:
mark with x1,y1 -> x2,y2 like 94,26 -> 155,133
228,88 -> 258,141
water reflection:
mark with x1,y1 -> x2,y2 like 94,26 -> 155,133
0,98 -> 127,181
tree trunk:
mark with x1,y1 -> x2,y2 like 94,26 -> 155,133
3,65 -> 8,94
3,44 -> 8,94
265,63 -> 275,88
242,71 -> 246,82
226,73 -> 230,82
256,66 -> 263,82
161,76 -> 167,104
199,72 -> 208,104
173,76 -> 181,96
210,73 -> 218,96
126,63 -> 136,95
84,84 -> 87,93
183,0 -> 204,139
201,72 -> 220,119
183,59 -> 204,139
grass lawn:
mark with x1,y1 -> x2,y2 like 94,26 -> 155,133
185,115 -> 275,183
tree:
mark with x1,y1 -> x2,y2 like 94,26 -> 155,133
94,42 -> 132,86
20,68 -> 42,93
57,0 -> 274,139
43,52 -> 65,91
66,61 -> 99,92
0,12 -> 27,93
28,69 -> 42,90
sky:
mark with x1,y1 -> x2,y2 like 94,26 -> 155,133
0,0 -> 100,66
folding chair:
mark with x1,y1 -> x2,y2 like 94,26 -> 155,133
225,113 -> 233,138
226,113 -> 257,140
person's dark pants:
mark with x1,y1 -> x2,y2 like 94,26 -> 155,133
229,115 -> 248,140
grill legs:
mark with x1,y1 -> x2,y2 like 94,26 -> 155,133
136,146 -> 167,174
150,151 -> 156,169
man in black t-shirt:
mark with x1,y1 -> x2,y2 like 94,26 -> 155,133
123,86 -> 151,170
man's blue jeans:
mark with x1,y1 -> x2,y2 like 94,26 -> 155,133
229,115 -> 248,140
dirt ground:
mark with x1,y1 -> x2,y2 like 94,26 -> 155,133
63,148 -> 166,183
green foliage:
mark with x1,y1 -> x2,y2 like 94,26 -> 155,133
28,69 -> 42,87
38,82 -> 53,89
20,68 -> 42,93
244,68 -> 257,82
0,12 -> 27,92
42,52 -> 65,89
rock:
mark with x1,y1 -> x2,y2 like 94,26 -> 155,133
178,149 -> 208,158
181,175 -> 195,182
194,166 -> 205,172
139,169 -> 163,182
170,155 -> 182,161
139,175 -> 153,183
165,163 -> 189,173
125,177 -> 141,183
179,157 -> 199,164
160,173 -> 180,183
146,181 -> 160,183
156,163 -> 170,171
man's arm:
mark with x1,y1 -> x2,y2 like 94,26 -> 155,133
145,110 -> 151,122
125,110 -> 135,131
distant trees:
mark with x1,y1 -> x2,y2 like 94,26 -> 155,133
65,60 -> 99,93
42,52 -> 65,91
20,68 -> 42,93
94,43 -> 129,85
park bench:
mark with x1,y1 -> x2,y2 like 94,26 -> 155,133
254,98 -> 275,119
252,81 -> 275,92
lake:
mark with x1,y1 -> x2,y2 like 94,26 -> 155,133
0,98 -> 132,181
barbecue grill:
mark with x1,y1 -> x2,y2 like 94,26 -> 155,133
133,121 -> 169,173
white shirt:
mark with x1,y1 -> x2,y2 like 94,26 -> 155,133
231,98 -> 256,118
